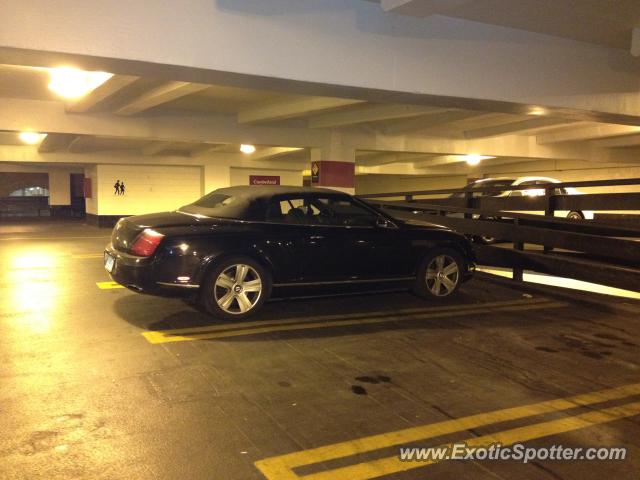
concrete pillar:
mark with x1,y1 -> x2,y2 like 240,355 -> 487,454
48,169 -> 72,217
48,169 -> 71,206
310,134 -> 356,194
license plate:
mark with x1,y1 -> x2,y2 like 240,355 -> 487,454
104,252 -> 115,273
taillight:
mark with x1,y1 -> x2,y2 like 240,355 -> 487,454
130,229 -> 164,257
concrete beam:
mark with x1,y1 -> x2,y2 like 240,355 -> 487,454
537,125 -> 640,144
308,104 -> 445,129
67,135 -> 92,153
115,81 -> 209,115
3,98 -> 640,164
0,98 -> 328,148
37,133 -> 76,153
591,134 -> 640,148
250,147 -> 304,161
142,141 -> 175,156
0,145 -> 308,172
384,111 -> 482,135
238,97 -> 365,124
463,118 -> 573,139
380,0 -> 473,16
66,74 -> 139,113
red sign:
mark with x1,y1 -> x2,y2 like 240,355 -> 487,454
250,175 -> 280,186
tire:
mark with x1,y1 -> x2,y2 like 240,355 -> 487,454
567,211 -> 584,220
476,234 -> 496,245
475,216 -> 498,244
413,248 -> 465,299
201,256 -> 271,320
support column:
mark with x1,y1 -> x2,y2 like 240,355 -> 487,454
48,168 -> 72,216
310,135 -> 355,194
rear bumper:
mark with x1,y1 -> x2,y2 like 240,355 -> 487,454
104,244 -> 197,296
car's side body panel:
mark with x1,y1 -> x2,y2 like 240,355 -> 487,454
105,186 -> 476,299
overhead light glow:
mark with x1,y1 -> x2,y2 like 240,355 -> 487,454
48,67 -> 113,99
463,154 -> 495,166
529,107 -> 548,116
19,132 -> 47,145
240,144 -> 256,154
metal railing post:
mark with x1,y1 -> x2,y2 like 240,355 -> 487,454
513,217 -> 524,282
464,191 -> 473,219
544,186 -> 555,252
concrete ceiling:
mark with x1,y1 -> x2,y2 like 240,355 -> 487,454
2,60 -> 640,177
373,0 -> 640,49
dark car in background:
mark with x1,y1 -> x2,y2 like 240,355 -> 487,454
105,186 -> 475,319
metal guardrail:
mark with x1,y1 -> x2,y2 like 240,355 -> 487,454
359,178 -> 640,292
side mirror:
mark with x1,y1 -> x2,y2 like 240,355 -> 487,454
375,217 -> 391,228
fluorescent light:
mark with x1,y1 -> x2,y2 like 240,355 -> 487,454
240,144 -> 256,154
463,154 -> 494,166
19,132 -> 47,145
48,67 -> 113,99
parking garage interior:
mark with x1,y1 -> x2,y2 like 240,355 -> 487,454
2,1 -> 640,479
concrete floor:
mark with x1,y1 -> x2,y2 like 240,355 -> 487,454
1,220 -> 639,480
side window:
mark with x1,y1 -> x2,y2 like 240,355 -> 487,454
266,197 -> 321,224
310,197 -> 377,227
519,181 -> 545,197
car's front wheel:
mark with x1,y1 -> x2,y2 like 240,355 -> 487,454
201,256 -> 271,319
414,248 -> 464,299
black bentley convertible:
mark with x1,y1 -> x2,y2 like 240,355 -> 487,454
105,186 -> 475,319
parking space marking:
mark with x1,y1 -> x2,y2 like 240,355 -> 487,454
141,298 -> 566,344
96,281 -> 124,289
71,253 -> 104,259
254,382 -> 640,480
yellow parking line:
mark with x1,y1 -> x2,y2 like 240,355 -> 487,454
71,253 -> 104,259
142,298 -> 566,344
96,281 -> 124,289
255,382 -> 640,480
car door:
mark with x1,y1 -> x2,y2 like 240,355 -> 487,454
307,196 -> 412,279
265,194 -> 351,282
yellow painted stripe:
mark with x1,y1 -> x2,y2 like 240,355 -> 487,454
71,253 -> 104,259
301,401 -> 640,480
96,281 -> 124,289
254,382 -> 640,480
149,297 -> 552,336
142,299 -> 565,344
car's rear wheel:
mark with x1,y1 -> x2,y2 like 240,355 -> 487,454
414,248 -> 464,299
201,256 -> 271,319
567,211 -> 584,220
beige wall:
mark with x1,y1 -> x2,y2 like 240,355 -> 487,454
230,167 -> 303,188
356,161 -> 640,196
356,174 -> 467,196
96,164 -> 202,215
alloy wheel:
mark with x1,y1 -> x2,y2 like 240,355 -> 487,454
425,254 -> 460,297
214,264 -> 262,314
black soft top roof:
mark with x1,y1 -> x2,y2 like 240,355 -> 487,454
214,185 -> 347,198
179,185 -> 350,220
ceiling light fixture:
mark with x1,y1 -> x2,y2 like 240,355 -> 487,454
240,144 -> 256,154
48,67 -> 113,99
463,154 -> 495,166
19,132 -> 47,145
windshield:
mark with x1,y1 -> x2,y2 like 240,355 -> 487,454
450,179 -> 515,198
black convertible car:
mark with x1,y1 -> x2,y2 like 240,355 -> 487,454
105,186 -> 475,319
